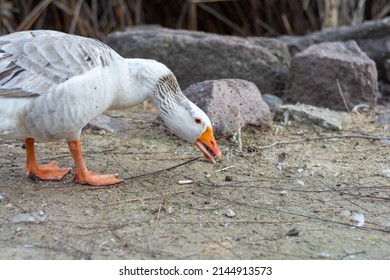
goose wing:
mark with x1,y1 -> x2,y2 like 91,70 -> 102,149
0,30 -> 118,98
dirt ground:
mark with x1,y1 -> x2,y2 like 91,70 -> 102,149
0,104 -> 389,260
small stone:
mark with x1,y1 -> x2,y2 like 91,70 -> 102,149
296,179 -> 305,186
286,228 -> 299,236
318,252 -> 330,258
279,190 -> 288,196
0,193 -> 6,203
11,210 -> 47,224
352,212 -> 365,227
379,169 -> 390,178
262,94 -> 283,112
340,209 -> 351,217
275,104 -> 347,131
166,206 -> 174,214
225,175 -> 233,182
87,114 -> 128,133
224,209 -> 236,218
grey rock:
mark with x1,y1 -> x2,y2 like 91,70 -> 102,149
285,41 -> 378,111
279,190 -> 288,196
340,209 -> 352,217
384,59 -> 390,82
105,26 -> 291,96
377,113 -> 390,124
183,79 -> 272,139
224,209 -> 236,218
275,104 -> 347,131
87,114 -> 128,133
379,169 -> 390,178
262,94 -> 284,112
279,17 -> 390,81
11,210 -> 47,224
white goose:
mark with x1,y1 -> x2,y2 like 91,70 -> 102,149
0,30 -> 222,186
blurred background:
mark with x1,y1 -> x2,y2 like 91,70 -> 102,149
1,0 -> 389,39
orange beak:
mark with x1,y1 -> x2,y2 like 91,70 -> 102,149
194,126 -> 222,164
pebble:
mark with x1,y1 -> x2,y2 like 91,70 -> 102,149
318,252 -> 330,258
279,190 -> 288,196
379,169 -> 390,178
219,221 -> 231,227
352,212 -> 365,227
340,209 -> 351,216
0,193 -> 6,203
296,179 -> 305,186
224,209 -> 236,218
10,210 -> 47,224
286,228 -> 299,236
225,175 -> 233,182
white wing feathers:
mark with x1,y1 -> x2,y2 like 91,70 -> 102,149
0,30 -> 117,98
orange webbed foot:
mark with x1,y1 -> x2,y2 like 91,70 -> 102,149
72,171 -> 124,186
27,162 -> 72,181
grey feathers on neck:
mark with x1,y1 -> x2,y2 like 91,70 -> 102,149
154,74 -> 180,99
152,73 -> 187,117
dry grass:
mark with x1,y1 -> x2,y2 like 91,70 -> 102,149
0,0 -> 389,38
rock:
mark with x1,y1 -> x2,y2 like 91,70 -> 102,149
318,252 -> 330,258
0,193 -> 6,203
11,210 -> 47,224
86,114 -> 128,133
340,209 -> 352,217
379,169 -> 390,178
352,212 -> 365,227
279,190 -> 288,196
183,79 -> 272,139
262,94 -> 284,112
384,59 -> 390,82
224,209 -> 236,218
275,104 -> 347,131
224,175 -> 233,182
285,41 -> 378,111
279,17 -> 390,81
105,26 -> 290,97
286,228 -> 299,236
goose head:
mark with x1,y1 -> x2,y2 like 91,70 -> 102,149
163,99 -> 222,163
151,72 -> 222,163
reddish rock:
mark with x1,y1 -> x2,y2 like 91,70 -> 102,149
285,41 -> 378,111
280,17 -> 390,82
183,79 -> 272,139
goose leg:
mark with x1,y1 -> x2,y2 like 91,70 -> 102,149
68,140 -> 123,186
25,138 -> 71,180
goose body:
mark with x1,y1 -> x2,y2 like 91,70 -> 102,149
0,30 -> 222,186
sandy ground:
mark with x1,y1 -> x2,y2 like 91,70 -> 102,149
0,105 -> 389,260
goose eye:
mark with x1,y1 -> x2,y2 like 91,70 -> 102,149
195,118 -> 202,124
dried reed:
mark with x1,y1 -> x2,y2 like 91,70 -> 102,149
0,0 -> 389,38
